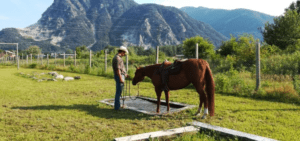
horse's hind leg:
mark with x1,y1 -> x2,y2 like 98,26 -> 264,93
194,93 -> 204,116
164,90 -> 170,112
194,84 -> 208,119
155,87 -> 162,113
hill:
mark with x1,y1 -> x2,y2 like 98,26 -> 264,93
0,0 -> 227,52
181,6 -> 275,40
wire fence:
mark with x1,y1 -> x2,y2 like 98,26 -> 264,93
1,43 -> 300,105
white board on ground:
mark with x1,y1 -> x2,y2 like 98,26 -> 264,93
191,121 -> 277,141
114,126 -> 199,141
64,77 -> 74,81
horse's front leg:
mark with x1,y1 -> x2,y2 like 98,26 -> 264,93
155,87 -> 162,113
164,90 -> 170,112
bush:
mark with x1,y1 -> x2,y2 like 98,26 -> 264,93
29,63 -> 37,68
69,64 -> 75,72
84,64 -> 91,74
214,68 -> 255,96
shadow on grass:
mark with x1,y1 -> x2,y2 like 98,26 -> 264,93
11,104 -> 152,120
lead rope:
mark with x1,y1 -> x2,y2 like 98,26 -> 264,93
121,77 -> 140,108
128,78 -> 139,100
122,77 -> 127,108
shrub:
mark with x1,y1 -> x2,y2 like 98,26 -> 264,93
29,63 -> 37,68
69,64 -> 75,72
84,64 -> 91,74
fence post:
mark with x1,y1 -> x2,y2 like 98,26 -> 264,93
37,54 -> 39,64
74,51 -> 76,66
126,54 -> 129,72
22,53 -> 23,64
105,50 -> 107,73
89,50 -> 92,68
156,46 -> 159,64
47,54 -> 49,66
26,55 -> 28,64
30,54 -> 32,64
256,42 -> 261,91
55,53 -> 56,66
41,54 -> 43,65
17,43 -> 19,70
64,52 -> 65,67
196,43 -> 199,59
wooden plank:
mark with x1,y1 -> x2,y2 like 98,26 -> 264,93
191,121 -> 277,141
114,126 -> 199,141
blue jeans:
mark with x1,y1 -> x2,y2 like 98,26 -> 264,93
114,75 -> 125,110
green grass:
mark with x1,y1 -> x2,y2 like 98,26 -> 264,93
0,67 -> 300,140
150,131 -> 239,141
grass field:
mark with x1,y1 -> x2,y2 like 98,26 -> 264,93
0,66 -> 299,140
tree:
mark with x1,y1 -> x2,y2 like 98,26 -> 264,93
263,9 -> 300,50
75,45 -> 88,59
219,35 -> 238,56
218,34 -> 258,68
285,0 -> 300,13
0,49 -> 4,53
66,49 -> 74,54
26,46 -> 41,56
182,36 -> 215,59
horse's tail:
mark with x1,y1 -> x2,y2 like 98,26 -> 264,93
205,62 -> 215,116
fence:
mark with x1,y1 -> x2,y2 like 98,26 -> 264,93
1,44 -> 299,104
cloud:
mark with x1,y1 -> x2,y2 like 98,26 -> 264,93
0,15 -> 9,20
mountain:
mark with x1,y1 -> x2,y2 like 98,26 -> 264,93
0,0 -> 227,52
181,6 -> 275,40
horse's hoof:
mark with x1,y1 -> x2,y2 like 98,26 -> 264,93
201,115 -> 207,119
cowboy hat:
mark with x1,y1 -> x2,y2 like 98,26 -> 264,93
119,46 -> 129,55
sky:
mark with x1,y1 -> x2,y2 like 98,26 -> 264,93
0,0 -> 297,30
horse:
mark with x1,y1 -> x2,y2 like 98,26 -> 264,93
132,59 -> 215,119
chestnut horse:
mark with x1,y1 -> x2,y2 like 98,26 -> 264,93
132,59 -> 215,118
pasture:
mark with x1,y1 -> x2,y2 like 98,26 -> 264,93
0,66 -> 299,140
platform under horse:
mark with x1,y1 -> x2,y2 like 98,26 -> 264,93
132,59 -> 215,118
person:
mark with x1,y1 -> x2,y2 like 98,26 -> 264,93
112,46 -> 129,110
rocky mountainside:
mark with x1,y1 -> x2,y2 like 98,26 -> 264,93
0,0 -> 227,52
181,6 -> 275,40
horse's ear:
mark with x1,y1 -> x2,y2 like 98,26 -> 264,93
134,65 -> 138,69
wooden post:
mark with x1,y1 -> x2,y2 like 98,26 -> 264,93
30,54 -> 32,64
156,46 -> 159,64
37,54 -> 39,64
105,50 -> 107,73
26,55 -> 28,64
17,43 -> 19,70
64,52 -> 65,67
196,43 -> 199,59
126,54 -> 129,72
256,42 -> 261,91
47,54 -> 49,66
41,54 -> 43,65
55,53 -> 56,66
89,50 -> 92,68
74,51 -> 76,66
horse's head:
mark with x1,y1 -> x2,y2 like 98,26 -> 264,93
132,65 -> 145,85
